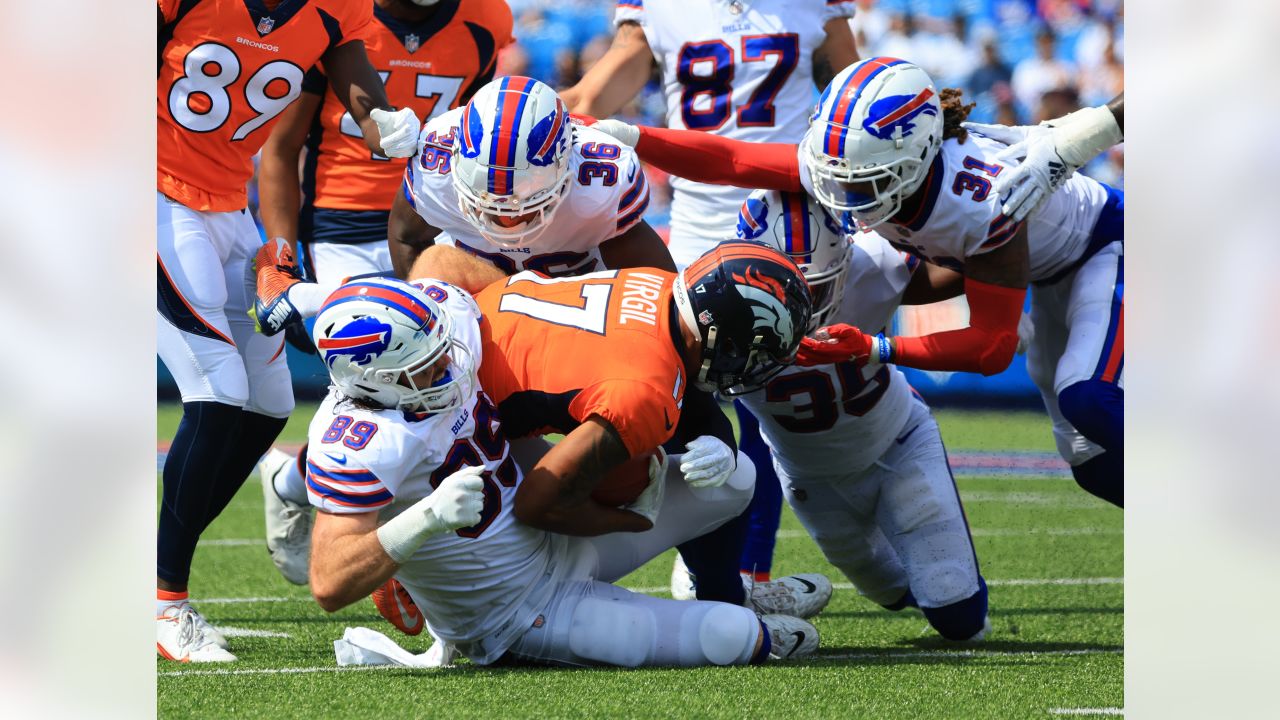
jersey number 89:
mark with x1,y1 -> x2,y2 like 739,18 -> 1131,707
167,42 -> 304,141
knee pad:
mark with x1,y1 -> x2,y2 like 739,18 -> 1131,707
568,598 -> 656,667
1057,380 -> 1123,453
694,604 -> 760,666
921,577 -> 988,641
1072,452 -> 1123,507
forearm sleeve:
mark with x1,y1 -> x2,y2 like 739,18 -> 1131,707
892,279 -> 1026,376
635,126 -> 802,192
666,387 -> 737,456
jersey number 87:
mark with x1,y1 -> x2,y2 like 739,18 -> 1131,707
677,34 -> 799,131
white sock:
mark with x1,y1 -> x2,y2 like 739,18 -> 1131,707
273,448 -> 311,505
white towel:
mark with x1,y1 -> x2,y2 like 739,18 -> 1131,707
333,627 -> 456,668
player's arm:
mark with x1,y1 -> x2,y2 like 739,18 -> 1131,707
258,80 -> 323,243
514,416 -> 655,536
800,230 -> 1029,376
598,220 -> 677,272
407,244 -> 507,293
310,467 -> 485,611
594,122 -> 803,193
900,260 -> 966,305
667,387 -> 735,455
561,22 -> 654,118
389,189 -> 443,277
322,40 -> 417,157
812,17 -> 860,89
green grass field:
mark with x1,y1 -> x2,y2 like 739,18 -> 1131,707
157,404 -> 1122,719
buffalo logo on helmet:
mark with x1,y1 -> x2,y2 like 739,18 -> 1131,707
525,98 -> 568,168
862,88 -> 938,141
736,197 -> 770,240
317,316 -> 394,368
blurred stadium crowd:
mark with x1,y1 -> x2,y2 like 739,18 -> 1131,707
492,0 -> 1124,232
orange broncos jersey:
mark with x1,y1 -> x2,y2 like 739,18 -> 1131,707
475,269 -> 688,458
304,0 -> 513,212
157,0 -> 374,212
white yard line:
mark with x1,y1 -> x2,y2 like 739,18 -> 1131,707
1049,709 -> 1124,716
159,665 -> 400,678
195,577 -> 1123,605
216,627 -> 291,639
203,539 -> 262,546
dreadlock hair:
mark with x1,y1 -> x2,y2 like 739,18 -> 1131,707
940,87 -> 976,143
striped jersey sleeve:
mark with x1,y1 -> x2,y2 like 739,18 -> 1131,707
615,156 -> 651,235
614,0 -> 645,27
978,213 -> 1023,252
305,458 -> 394,514
822,0 -> 856,22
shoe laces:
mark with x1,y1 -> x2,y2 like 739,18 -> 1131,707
750,581 -> 798,613
172,605 -> 217,651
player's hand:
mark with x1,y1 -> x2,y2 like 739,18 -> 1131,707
425,465 -> 486,532
963,121 -> 1071,223
680,436 -> 735,489
1015,311 -> 1035,355
591,119 -> 640,148
626,449 -> 668,525
250,238 -> 304,336
371,107 -> 420,158
797,324 -> 876,367
568,112 -> 598,126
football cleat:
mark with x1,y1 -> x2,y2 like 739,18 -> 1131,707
189,606 -> 229,650
371,578 -> 426,636
259,448 -> 313,585
670,553 -> 697,601
761,613 -> 820,660
157,604 -> 237,663
744,573 -> 833,619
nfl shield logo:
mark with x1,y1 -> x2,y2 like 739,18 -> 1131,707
257,16 -> 275,35
405,34 -> 420,53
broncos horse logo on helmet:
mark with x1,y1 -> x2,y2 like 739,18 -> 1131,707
674,241 -> 814,395
451,76 -> 573,248
313,278 -> 475,414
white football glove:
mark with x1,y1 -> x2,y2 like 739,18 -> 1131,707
591,118 -> 640,148
626,450 -> 668,525
376,466 -> 485,562
964,105 -> 1121,224
370,107 -> 420,158
680,436 -> 735,489
1015,311 -> 1035,355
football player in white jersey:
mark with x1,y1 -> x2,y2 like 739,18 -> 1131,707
303,275 -> 820,666
587,58 -> 1125,508
560,0 -> 859,594
734,189 -> 989,640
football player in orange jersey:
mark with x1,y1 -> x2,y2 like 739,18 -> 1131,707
157,0 -> 422,663
252,0 -> 512,587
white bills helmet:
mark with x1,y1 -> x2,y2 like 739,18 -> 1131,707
313,278 -> 474,414
803,58 -> 943,228
736,189 -> 853,333
451,76 -> 573,248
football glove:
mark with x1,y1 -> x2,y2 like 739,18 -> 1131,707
370,107 -> 420,158
250,239 -> 304,336
591,118 -> 640,148
796,324 -> 888,368
626,450 -> 668,525
679,436 -> 735,489
376,466 -> 486,563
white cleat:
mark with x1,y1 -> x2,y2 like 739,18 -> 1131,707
157,604 -> 237,663
761,614 -> 820,660
189,605 -> 229,650
670,553 -> 697,601
744,573 -> 833,619
259,448 -> 313,585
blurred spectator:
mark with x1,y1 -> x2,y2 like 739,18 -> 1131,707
1078,35 -> 1123,107
915,15 -> 977,88
496,41 -> 529,78
1034,86 -> 1080,125
513,8 -> 575,84
876,13 -> 919,61
968,36 -> 1013,97
1012,26 -> 1076,121
850,0 -> 891,55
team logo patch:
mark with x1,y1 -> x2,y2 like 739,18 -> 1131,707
737,197 -> 770,240
317,317 -> 393,368
256,16 -> 275,36
862,89 -> 937,140
404,34 -> 421,53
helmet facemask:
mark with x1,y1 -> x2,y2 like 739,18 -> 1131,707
452,163 -> 572,248
804,130 -> 933,229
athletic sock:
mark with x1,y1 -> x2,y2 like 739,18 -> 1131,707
158,401 -> 243,586
157,588 -> 189,616
202,410 -> 288,532
678,506 -> 750,605
273,443 -> 311,505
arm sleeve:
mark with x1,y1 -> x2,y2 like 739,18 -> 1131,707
665,387 -> 736,456
892,278 -> 1026,376
634,126 -> 802,192
570,379 -> 677,458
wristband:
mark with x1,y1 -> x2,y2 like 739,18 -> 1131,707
871,333 -> 892,364
1052,105 -> 1123,168
376,501 -> 443,564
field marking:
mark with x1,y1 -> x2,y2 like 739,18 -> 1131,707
1049,709 -> 1124,716
823,648 -> 1122,661
194,577 -> 1123,606
159,648 -> 1122,678
217,627 -> 292,639
204,539 -> 262,546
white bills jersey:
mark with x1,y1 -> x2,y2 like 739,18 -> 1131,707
403,108 -> 651,277
305,282 -> 558,664
798,131 -> 1111,282
615,0 -> 855,265
739,229 -> 916,476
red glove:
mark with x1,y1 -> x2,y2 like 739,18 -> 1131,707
569,112 -> 598,126
796,324 -> 875,367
